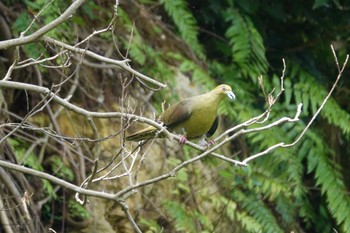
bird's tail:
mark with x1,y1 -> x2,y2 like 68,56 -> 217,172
125,126 -> 159,141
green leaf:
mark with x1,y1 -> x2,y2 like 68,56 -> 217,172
313,0 -> 330,9
160,0 -> 205,58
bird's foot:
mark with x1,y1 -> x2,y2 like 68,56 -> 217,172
199,139 -> 215,148
206,139 -> 215,147
179,135 -> 188,145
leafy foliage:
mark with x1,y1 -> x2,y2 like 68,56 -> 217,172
46,155 -> 75,182
291,62 -> 350,135
225,9 -> 268,79
8,138 -> 56,198
3,0 -> 350,232
147,0 -> 350,232
67,199 -> 91,220
160,0 -> 205,59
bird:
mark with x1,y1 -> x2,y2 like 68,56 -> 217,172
126,84 -> 235,144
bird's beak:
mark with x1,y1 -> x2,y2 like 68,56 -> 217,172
226,90 -> 236,100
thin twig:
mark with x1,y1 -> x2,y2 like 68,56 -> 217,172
0,160 -> 117,200
282,45 -> 348,147
119,201 -> 142,233
42,36 -> 166,88
243,45 -> 348,163
0,0 -> 87,49
0,80 -> 170,135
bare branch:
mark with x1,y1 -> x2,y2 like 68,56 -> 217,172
243,46 -> 348,164
0,192 -> 15,233
0,160 -> 117,200
0,0 -> 86,49
119,201 -> 142,233
282,45 -> 349,147
20,0 -> 55,36
14,50 -> 71,69
0,80 -> 168,133
0,2 -> 347,228
42,36 -> 166,88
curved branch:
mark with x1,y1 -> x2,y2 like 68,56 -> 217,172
41,36 -> 166,88
0,0 -> 86,49
0,80 -> 168,133
0,159 -> 116,201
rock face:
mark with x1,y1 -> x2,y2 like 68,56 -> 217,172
60,68 -> 227,232
0,2 -> 229,232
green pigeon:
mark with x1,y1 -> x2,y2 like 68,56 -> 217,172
126,84 -> 235,144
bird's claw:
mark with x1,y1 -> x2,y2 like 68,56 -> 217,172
198,139 -> 215,148
206,139 -> 215,147
179,135 -> 188,145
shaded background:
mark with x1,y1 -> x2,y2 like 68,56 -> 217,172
0,0 -> 349,232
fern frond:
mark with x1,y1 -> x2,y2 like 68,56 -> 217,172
234,190 -> 284,233
163,200 -> 214,232
236,211 -> 264,232
179,58 -> 216,88
291,63 -> 350,135
300,128 -> 350,232
160,0 -> 205,59
313,150 -> 350,232
163,201 -> 196,232
225,9 -> 268,79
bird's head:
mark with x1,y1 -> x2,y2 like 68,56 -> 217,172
214,84 -> 236,100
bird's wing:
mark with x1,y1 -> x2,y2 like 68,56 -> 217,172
206,116 -> 219,138
160,99 -> 192,127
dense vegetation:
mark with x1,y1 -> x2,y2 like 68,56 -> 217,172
0,0 -> 349,232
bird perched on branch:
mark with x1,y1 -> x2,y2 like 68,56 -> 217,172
126,84 -> 235,144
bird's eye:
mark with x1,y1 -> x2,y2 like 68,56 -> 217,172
221,86 -> 226,91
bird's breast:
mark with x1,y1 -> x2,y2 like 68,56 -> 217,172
174,106 -> 216,139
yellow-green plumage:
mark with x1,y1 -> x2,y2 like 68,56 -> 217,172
126,84 -> 235,142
